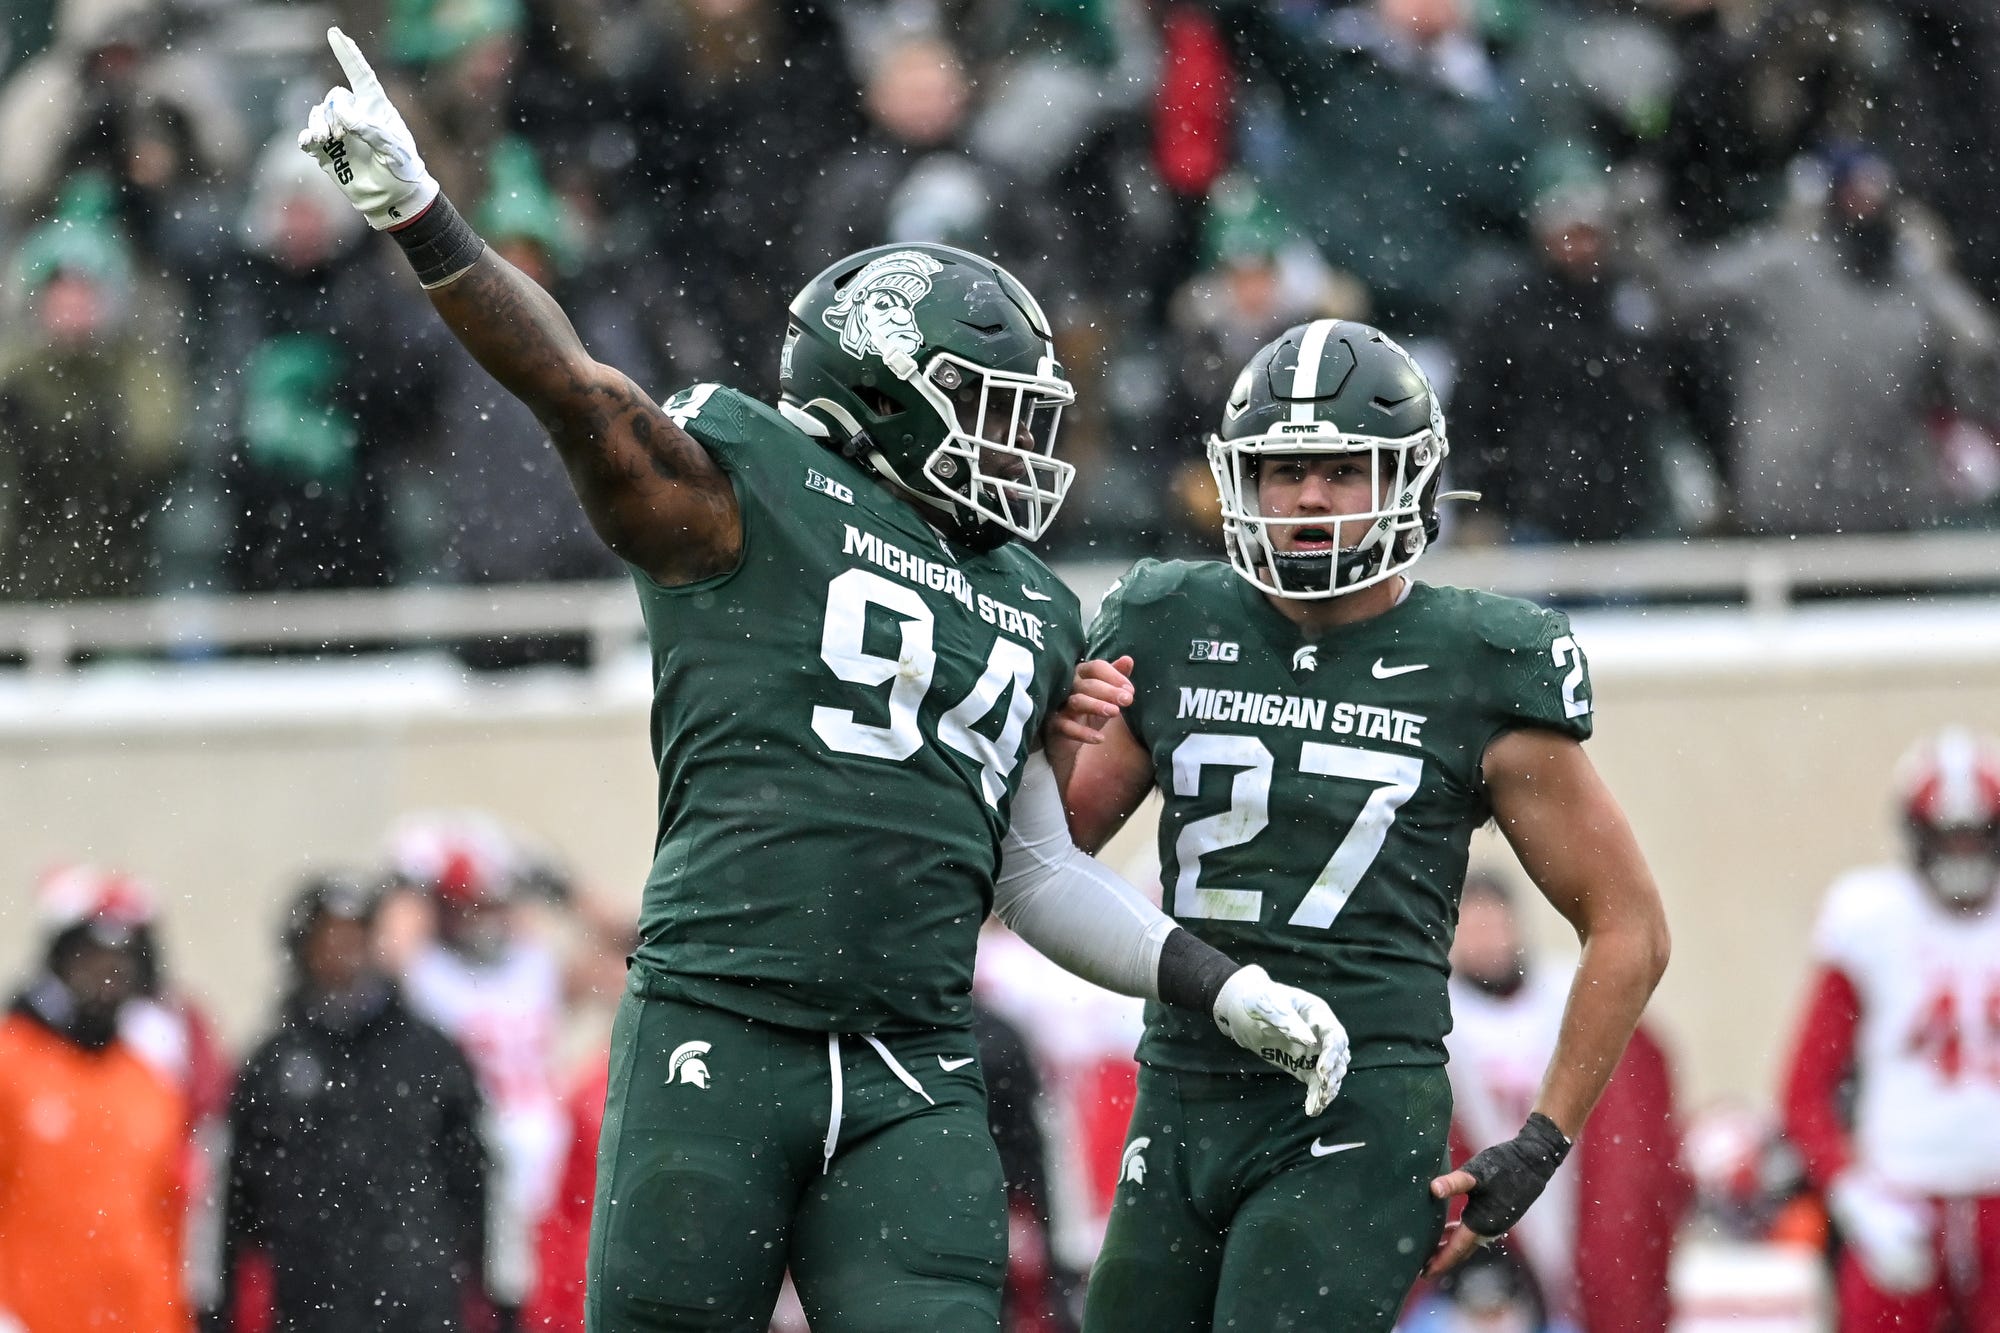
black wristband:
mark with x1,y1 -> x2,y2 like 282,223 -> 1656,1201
389,194 -> 485,289
1458,1111 -> 1573,1239
1157,927 -> 1241,1016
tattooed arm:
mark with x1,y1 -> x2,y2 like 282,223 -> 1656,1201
424,250 -> 740,584
299,27 -> 737,584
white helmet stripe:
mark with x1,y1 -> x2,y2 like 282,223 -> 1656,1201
1936,727 -> 1983,825
1289,319 -> 1338,423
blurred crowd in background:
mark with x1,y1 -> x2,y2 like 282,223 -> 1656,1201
5,0 -> 2000,606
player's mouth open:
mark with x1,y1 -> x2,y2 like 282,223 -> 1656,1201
1291,526 -> 1335,550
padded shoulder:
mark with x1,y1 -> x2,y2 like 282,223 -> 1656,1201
1813,865 -> 1922,969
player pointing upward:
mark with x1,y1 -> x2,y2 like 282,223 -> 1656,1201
1060,320 -> 1672,1329
299,31 -> 1349,1332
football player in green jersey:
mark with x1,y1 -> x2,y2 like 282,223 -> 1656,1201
1058,320 -> 1673,1330
299,32 -> 1352,1333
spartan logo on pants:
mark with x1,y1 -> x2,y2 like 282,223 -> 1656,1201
669,1040 -> 712,1088
821,251 -> 943,366
1121,1137 -> 1152,1185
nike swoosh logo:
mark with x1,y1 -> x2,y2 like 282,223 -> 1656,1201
1020,586 -> 1053,602
1310,1139 -> 1366,1158
938,1056 -> 976,1072
1371,659 -> 1428,679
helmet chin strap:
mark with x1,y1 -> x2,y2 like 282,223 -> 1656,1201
778,400 -> 832,438
1268,544 -> 1384,594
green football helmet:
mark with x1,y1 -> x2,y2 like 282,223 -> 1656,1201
1208,319 -> 1450,599
780,243 -> 1075,549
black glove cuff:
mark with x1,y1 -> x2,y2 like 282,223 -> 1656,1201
389,194 -> 485,289
1157,927 -> 1241,1016
1519,1111 -> 1573,1165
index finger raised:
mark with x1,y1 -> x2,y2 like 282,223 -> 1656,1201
328,27 -> 385,98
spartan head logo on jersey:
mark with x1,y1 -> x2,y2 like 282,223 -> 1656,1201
1121,1137 -> 1152,1184
669,1040 -> 712,1089
1292,645 -> 1318,673
821,250 -> 944,371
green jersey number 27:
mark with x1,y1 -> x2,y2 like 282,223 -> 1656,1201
1173,736 -> 1422,930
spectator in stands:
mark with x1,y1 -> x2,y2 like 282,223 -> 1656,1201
1445,870 -> 1686,1333
387,813 -> 566,1328
799,31 -> 1069,307
1781,728 -> 2000,1329
0,177 -> 186,600
1450,180 -> 1677,544
215,133 -> 444,592
1223,0 -> 1540,339
0,0 -> 244,275
1888,0 -> 2000,306
619,0 -> 859,388
422,140 -> 634,596
0,869 -> 191,1333
1155,177 -> 1364,547
218,875 -> 488,1333
390,0 -> 524,210
1646,145 -> 2000,535
1656,0 -> 1901,244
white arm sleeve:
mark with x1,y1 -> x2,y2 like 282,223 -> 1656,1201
992,749 -> 1176,1001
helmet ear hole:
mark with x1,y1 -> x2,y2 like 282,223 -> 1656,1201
856,386 -> 903,418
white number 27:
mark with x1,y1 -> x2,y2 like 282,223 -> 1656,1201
1170,734 -> 1423,930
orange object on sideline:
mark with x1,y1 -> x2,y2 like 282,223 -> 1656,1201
0,1012 -> 191,1333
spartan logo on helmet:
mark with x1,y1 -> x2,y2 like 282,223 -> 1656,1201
1121,1137 -> 1152,1185
668,1040 -> 713,1089
821,250 -> 944,372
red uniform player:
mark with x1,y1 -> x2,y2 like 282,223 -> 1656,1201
1783,728 -> 2000,1329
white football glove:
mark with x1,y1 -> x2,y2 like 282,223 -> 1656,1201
1827,1170 -> 1934,1295
1212,965 -> 1351,1114
297,28 -> 439,229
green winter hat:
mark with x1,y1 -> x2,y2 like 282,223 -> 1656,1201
1204,175 -> 1290,267
475,137 -> 575,269
389,0 -> 522,65
10,173 -> 132,298
1016,0 -> 1116,67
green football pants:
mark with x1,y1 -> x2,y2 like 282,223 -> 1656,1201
586,989 -> 1006,1332
1083,1064 -> 1452,1333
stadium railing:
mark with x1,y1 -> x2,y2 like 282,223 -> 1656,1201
4,530 -> 1999,677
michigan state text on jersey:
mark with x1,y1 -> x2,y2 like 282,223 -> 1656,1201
1067,321 -> 1669,1332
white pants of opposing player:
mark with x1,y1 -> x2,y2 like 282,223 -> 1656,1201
484,1102 -> 567,1306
